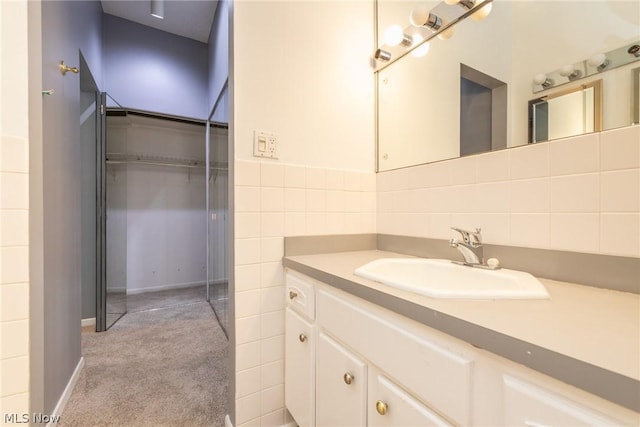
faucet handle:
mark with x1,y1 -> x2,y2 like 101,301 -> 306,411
451,227 -> 482,246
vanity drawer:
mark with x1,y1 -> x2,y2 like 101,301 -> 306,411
503,375 -> 625,426
285,270 -> 316,321
318,288 -> 473,426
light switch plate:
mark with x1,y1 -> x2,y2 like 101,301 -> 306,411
253,130 -> 279,159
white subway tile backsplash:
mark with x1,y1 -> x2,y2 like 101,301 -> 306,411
0,283 -> 28,321
0,247 -> 28,284
600,125 -> 640,171
284,212 -> 306,236
549,133 -> 599,176
0,136 -> 28,173
408,161 -> 451,189
260,409 -> 284,427
325,213 -> 346,234
600,169 -> 639,212
1,393 -> 29,422
261,385 -> 285,416
235,239 -> 261,265
0,173 -> 29,209
509,142 -> 549,179
600,213 -> 640,257
0,356 -> 29,396
550,214 -> 599,253
306,213 -> 326,235
305,189 -> 326,212
325,191 -> 346,212
0,320 -> 28,359
0,210 -> 28,247
236,341 -> 262,371
260,287 -> 284,313
509,214 -> 550,249
236,187 -> 261,212
260,335 -> 284,364
426,213 -> 452,239
236,290 -> 262,318
236,316 -> 262,345
306,167 -> 326,189
260,163 -> 284,188
260,311 -> 284,339
449,155 -> 477,185
284,165 -> 306,188
550,174 -> 599,213
236,392 -> 262,426
236,161 -> 261,187
476,150 -> 509,183
474,182 -> 510,213
360,172 -> 376,192
260,360 -> 284,390
260,237 -> 284,263
344,191 -> 363,213
236,213 -> 261,239
236,367 -> 262,397
325,169 -> 345,190
509,178 -> 550,213
260,262 -> 283,288
260,213 -> 284,237
260,187 -> 284,212
343,171 -> 362,191
284,188 -> 306,212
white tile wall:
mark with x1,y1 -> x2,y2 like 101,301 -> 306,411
1,0 -> 31,417
377,126 -> 640,257
234,159 -> 376,425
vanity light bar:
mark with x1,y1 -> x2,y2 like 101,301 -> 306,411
532,39 -> 640,93
372,0 -> 494,72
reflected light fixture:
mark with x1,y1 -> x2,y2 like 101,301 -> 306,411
445,0 -> 492,20
384,25 -> 413,47
559,64 -> 582,80
533,73 -> 554,88
411,35 -> 430,57
374,49 -> 392,62
628,44 -> 640,58
150,0 -> 164,19
410,7 -> 443,31
437,27 -> 455,40
587,52 -> 609,71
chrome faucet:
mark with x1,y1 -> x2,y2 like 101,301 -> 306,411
450,227 -> 484,265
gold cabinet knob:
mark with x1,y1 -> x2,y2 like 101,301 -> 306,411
375,400 -> 388,415
343,372 -> 354,385
298,333 -> 307,342
289,290 -> 298,300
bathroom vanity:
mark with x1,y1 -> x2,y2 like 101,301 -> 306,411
283,249 -> 640,426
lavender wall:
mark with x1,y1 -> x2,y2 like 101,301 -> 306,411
103,15 -> 209,120
208,0 -> 229,121
37,0 -> 103,415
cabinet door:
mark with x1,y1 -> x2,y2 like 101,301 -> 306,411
285,307 -> 315,427
368,368 -> 453,427
316,332 -> 367,427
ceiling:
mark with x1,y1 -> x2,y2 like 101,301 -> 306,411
101,0 -> 218,43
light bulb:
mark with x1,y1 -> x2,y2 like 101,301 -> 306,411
559,64 -> 582,80
533,73 -> 553,88
384,25 -> 404,46
444,0 -> 460,4
410,8 -> 442,31
587,52 -> 610,71
411,35 -> 430,57
437,26 -> 455,40
410,7 -> 430,27
471,0 -> 492,20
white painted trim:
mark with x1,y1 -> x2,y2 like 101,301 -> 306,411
224,414 -> 233,427
282,421 -> 297,427
81,317 -> 96,327
47,357 -> 85,427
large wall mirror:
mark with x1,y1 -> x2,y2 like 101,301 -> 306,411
376,0 -> 640,171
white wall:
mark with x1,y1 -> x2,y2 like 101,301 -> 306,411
232,1 -> 376,425
106,116 -> 208,294
0,0 -> 31,417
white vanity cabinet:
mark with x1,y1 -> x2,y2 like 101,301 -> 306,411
284,269 -> 639,426
315,332 -> 367,427
285,272 -> 316,427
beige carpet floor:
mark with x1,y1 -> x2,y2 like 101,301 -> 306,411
60,299 -> 228,426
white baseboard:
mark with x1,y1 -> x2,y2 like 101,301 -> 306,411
126,280 -> 227,295
47,357 -> 84,427
225,414 -> 233,427
81,317 -> 96,327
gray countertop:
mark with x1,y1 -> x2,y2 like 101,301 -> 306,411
283,249 -> 640,413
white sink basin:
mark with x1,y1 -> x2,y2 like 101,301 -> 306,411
354,258 -> 549,299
